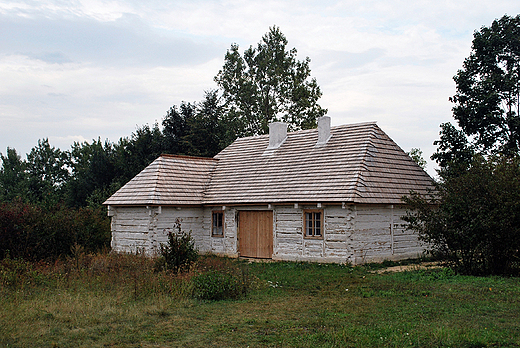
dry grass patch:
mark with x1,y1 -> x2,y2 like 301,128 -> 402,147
1,254 -> 520,347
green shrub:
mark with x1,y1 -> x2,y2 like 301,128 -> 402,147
0,256 -> 46,289
192,271 -> 243,301
403,155 -> 520,276
191,257 -> 252,301
0,201 -> 110,261
155,219 -> 198,274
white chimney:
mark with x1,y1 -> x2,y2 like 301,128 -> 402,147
316,116 -> 331,145
267,122 -> 287,149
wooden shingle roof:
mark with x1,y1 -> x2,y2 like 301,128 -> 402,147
204,122 -> 433,205
103,155 -> 217,206
104,122 -> 433,206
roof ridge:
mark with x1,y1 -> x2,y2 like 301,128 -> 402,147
351,124 -> 379,200
160,153 -> 218,161
148,157 -> 163,204
202,162 -> 218,202
228,121 -> 379,142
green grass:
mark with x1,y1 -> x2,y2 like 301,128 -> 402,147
1,254 -> 519,347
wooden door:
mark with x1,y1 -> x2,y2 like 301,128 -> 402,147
238,211 -> 273,258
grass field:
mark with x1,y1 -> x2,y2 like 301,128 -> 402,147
1,253 -> 519,347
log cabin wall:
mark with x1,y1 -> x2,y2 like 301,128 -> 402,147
272,205 -> 422,264
110,204 -> 423,264
110,206 -> 205,255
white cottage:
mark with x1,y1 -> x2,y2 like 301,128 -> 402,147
104,117 -> 433,264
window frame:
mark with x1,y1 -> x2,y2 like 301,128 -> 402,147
303,209 -> 324,239
211,210 -> 224,237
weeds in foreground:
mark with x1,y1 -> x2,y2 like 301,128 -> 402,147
1,255 -> 519,348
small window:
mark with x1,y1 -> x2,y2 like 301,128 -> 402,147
304,210 -> 323,238
212,211 -> 224,237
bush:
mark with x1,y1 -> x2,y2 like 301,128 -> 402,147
155,219 -> 198,274
0,200 -> 111,260
190,256 -> 252,301
0,256 -> 49,289
403,155 -> 520,276
192,271 -> 243,301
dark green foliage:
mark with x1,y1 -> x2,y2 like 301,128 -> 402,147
403,155 -> 520,276
162,102 -> 196,155
155,219 -> 198,274
0,148 -> 28,202
192,271 -> 245,301
183,90 -> 228,157
215,26 -> 327,138
406,148 -> 427,169
162,93 -> 228,157
448,14 -> 520,156
431,122 -> 475,173
0,200 -> 110,260
67,139 -> 118,208
419,16 -> 520,276
25,139 -> 70,206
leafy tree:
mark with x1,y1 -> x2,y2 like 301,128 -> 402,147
431,123 -> 475,176
185,90 -> 227,157
0,148 -> 28,202
113,123 -> 165,184
448,14 -> 520,156
214,26 -> 327,138
405,15 -> 520,276
407,148 -> 427,170
66,139 -> 117,208
161,94 -> 229,157
403,155 -> 520,276
25,139 -> 69,205
162,102 -> 196,155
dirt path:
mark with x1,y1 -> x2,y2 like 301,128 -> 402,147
372,262 -> 442,274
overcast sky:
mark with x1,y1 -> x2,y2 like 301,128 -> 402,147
1,0 -> 519,175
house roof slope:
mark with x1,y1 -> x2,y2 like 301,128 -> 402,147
203,122 -> 433,205
103,154 -> 218,206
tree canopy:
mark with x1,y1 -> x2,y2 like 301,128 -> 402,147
405,15 -> 520,276
447,14 -> 520,157
214,26 -> 327,138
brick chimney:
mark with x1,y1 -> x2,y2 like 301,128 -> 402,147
316,116 -> 331,145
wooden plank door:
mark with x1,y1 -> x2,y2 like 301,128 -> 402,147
238,211 -> 273,258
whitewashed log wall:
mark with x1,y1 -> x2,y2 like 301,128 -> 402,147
110,206 -> 206,254
109,204 -> 423,264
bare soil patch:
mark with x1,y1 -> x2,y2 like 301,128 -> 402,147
372,261 -> 442,274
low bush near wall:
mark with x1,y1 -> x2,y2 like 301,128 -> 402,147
154,219 -> 198,274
